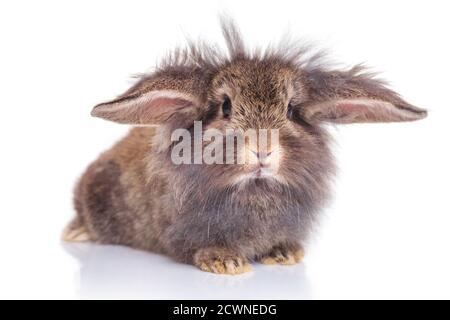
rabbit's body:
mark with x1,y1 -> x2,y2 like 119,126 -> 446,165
64,19 -> 426,274
69,125 -> 333,272
71,128 -> 167,253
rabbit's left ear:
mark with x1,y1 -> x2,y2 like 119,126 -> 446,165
91,70 -> 206,125
302,66 -> 427,124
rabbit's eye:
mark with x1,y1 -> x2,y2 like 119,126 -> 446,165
222,96 -> 232,118
287,103 -> 294,119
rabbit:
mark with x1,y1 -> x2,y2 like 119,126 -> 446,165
63,18 -> 427,274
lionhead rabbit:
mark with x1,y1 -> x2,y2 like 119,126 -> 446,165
63,19 -> 427,274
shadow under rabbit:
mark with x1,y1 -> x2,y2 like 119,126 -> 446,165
62,243 -> 313,299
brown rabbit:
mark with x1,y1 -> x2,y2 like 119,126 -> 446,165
63,19 -> 427,274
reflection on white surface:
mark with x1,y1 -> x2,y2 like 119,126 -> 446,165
63,243 -> 312,299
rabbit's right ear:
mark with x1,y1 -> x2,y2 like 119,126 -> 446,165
302,66 -> 427,124
91,71 -> 207,125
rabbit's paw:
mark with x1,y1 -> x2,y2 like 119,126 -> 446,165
193,247 -> 252,275
259,245 -> 304,265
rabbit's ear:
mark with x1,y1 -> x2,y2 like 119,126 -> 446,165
302,66 -> 427,124
91,72 -> 206,125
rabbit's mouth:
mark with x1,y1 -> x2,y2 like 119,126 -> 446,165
234,165 -> 281,184
251,166 -> 274,179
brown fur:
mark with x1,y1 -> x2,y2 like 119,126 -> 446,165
65,18 -> 427,274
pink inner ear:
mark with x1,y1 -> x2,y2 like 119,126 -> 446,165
334,101 -> 381,122
92,90 -> 199,124
336,102 -> 365,114
150,97 -> 194,109
136,96 -> 195,123
309,98 -> 426,124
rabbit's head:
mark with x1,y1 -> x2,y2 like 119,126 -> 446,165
92,19 -> 426,193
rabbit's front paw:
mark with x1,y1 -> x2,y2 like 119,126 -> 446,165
259,245 -> 304,265
193,247 -> 252,275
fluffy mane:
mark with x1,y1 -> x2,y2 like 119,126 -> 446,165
156,16 -> 329,74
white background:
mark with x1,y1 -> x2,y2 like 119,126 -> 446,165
0,0 -> 449,299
